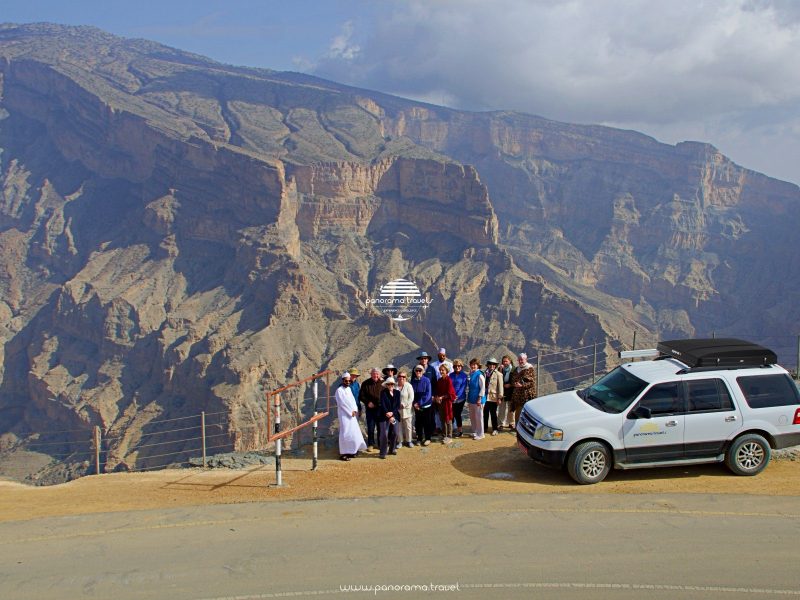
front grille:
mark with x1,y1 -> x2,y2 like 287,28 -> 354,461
518,410 -> 539,437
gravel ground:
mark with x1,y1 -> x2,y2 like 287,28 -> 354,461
2,434 -> 799,523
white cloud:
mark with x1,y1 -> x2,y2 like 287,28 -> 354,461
310,0 -> 800,184
327,20 -> 360,61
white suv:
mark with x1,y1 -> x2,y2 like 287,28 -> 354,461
516,338 -> 800,484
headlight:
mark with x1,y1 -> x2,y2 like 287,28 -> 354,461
534,424 -> 563,441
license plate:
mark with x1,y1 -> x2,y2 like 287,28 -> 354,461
517,440 -> 528,455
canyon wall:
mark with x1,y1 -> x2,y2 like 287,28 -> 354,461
1,24 -> 797,480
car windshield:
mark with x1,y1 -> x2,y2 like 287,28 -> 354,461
579,366 -> 648,414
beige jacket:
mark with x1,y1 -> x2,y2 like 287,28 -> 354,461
485,368 -> 504,402
398,382 -> 415,419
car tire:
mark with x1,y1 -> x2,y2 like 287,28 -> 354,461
725,433 -> 771,476
567,441 -> 611,484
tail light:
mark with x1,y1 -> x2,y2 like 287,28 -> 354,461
794,408 -> 800,425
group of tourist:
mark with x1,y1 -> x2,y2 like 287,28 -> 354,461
334,348 -> 538,461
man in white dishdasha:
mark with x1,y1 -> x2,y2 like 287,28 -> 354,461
335,372 -> 366,461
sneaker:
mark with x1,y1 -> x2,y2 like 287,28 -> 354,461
407,442 -> 415,448
422,439 -> 431,446
390,450 -> 397,455
340,455 -> 351,461
474,435 -> 485,440
491,430 -> 499,436
367,445 -> 374,453
442,437 -> 452,444
379,454 -> 387,459
454,431 -> 463,438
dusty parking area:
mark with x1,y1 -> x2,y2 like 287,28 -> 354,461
1,433 -> 799,522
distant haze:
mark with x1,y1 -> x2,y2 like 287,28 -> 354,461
4,0 -> 800,186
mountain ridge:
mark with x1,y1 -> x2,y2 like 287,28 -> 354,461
1,23 -> 797,480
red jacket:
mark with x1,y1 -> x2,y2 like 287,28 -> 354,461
433,375 -> 456,404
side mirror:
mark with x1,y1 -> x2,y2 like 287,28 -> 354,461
628,405 -> 652,420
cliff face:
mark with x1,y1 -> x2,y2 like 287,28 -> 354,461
379,110 -> 800,337
1,24 -> 798,479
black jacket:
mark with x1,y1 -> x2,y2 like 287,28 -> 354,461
378,388 -> 401,422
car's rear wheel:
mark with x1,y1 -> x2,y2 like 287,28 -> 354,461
725,433 -> 771,476
567,441 -> 611,484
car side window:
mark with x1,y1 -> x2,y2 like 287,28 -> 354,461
637,382 -> 684,416
686,379 -> 734,412
737,374 -> 800,409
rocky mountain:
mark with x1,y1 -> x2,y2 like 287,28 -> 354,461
1,24 -> 798,476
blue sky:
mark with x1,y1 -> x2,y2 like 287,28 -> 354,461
5,0 -> 800,185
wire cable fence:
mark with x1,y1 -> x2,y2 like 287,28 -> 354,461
6,332 -> 797,483
535,332 -> 800,397
7,410 -> 239,481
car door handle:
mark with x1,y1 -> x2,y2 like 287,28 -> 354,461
665,420 -> 678,427
725,416 -> 737,422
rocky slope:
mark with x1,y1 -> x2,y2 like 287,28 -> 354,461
0,24 -> 798,479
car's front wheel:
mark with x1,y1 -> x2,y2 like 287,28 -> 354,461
567,441 -> 611,484
725,433 -> 771,476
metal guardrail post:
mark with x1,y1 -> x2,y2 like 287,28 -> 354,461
312,380 -> 319,471
796,335 -> 799,380
536,353 -> 541,396
93,426 -> 101,475
201,411 -> 207,468
274,393 -> 283,487
592,342 -> 598,384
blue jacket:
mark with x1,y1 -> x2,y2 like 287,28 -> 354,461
449,371 -> 468,401
410,374 -> 432,409
467,369 -> 486,405
420,364 -> 437,382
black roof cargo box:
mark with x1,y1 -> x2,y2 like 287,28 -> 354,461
657,338 -> 777,368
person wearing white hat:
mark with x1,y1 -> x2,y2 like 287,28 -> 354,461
431,348 -> 453,379
378,377 -> 401,458
335,372 -> 367,461
509,353 -> 537,428
484,357 -> 504,435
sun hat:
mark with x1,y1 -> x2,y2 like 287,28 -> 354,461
382,364 -> 397,376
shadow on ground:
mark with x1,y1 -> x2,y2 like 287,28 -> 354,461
450,444 -> 736,487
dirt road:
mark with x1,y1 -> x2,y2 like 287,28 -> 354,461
1,433 -> 798,522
